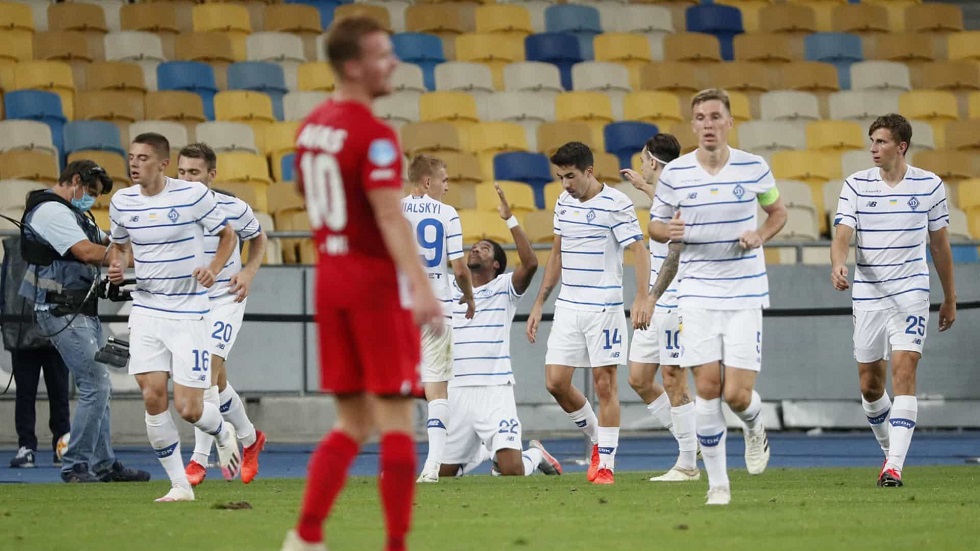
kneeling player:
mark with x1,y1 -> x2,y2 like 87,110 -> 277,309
440,184 -> 561,478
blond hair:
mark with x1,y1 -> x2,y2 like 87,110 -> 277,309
690,88 -> 731,114
408,154 -> 446,184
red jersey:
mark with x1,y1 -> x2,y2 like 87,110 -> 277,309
296,99 -> 405,310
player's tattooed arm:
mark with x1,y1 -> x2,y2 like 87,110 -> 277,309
650,241 -> 684,303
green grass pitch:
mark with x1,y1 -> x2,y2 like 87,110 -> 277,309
2,467 -> 977,550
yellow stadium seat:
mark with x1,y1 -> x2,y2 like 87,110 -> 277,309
862,0 -> 916,31
522,209 -> 554,244
262,4 -> 322,61
119,3 -> 182,60
214,90 -> 275,124
0,149 -> 59,184
830,3 -> 889,36
555,92 -> 614,150
543,182 -> 563,210
85,62 -> 146,95
638,62 -> 702,98
89,208 -> 110,232
623,91 -> 684,129
454,33 -> 524,90
706,62 -> 772,118
771,150 -> 842,233
947,31 -> 980,62
664,32 -> 722,63
475,181 -> 536,214
47,2 -> 107,60
267,180 -> 305,216
405,4 -> 473,60
806,120 -> 865,152
13,61 -> 76,120
33,31 -> 95,69
0,2 -> 35,34
296,62 -> 335,93
175,32 -> 238,64
759,3 -> 817,35
776,61 -> 840,93
192,4 -> 251,61
537,121 -> 596,156
458,208 -> 513,244
145,91 -> 207,125
594,33 -> 653,89
475,5 -> 533,37
441,181 -> 477,210
466,122 -> 529,179
332,4 -> 392,32
871,33 -> 934,65
957,180 -> 980,211
915,61 -> 980,96
401,122 -> 463,156
0,30 -> 33,64
733,33 -> 804,65
905,3 -> 963,34
716,0 -> 769,33
262,121 -> 300,182
217,151 -> 272,186
593,152 -> 623,185
913,150 -> 976,185
441,151 -> 483,185
971,91 -> 980,120
419,91 -> 479,124
76,90 -> 145,125
668,121 -> 698,155
727,91 -> 753,124
946,121 -> 980,152
214,181 -> 267,213
899,90 -> 958,148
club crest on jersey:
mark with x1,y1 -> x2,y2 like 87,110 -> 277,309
908,197 -> 920,210
368,138 -> 397,167
733,184 -> 745,198
168,208 -> 179,223
586,209 -> 596,222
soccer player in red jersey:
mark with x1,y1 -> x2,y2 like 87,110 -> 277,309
281,16 -> 444,551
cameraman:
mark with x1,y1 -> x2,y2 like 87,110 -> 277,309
19,160 -> 149,483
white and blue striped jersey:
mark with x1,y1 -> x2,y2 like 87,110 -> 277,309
401,194 -> 464,318
206,190 -> 263,305
648,238 -> 679,312
651,148 -> 775,310
834,165 -> 948,311
554,184 -> 643,312
450,273 -> 522,388
109,178 -> 229,319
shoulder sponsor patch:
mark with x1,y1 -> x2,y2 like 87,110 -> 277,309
368,138 -> 397,167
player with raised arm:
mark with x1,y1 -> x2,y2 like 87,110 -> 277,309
108,133 -> 242,502
281,16 -> 443,551
526,142 -> 653,486
440,183 -> 562,478
401,153 -> 475,483
649,89 -> 787,505
619,134 -> 700,482
831,113 -> 956,488
176,143 -> 269,486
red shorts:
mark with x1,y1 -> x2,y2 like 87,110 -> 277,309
317,307 -> 422,396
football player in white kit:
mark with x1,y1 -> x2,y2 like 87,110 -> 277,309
650,89 -> 787,505
831,114 -> 956,488
619,134 -> 700,482
401,154 -> 475,483
176,143 -> 269,486
526,141 -> 653,486
108,133 -> 242,502
440,183 -> 562,478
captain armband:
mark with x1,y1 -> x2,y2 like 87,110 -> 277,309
758,187 -> 780,207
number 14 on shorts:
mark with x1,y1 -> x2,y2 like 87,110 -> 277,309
602,329 -> 621,350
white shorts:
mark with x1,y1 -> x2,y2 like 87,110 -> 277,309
420,323 -> 453,383
679,308 -> 762,371
207,299 -> 246,359
442,384 -> 522,466
853,306 -> 928,363
128,312 -> 211,388
629,309 -> 682,365
545,305 -> 628,368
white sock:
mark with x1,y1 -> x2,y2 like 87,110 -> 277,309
671,402 -> 698,471
424,399 -> 449,470
734,390 -> 763,432
597,426 -> 620,471
522,447 -> 543,476
191,386 -> 220,466
568,400 -> 599,444
696,397 -> 730,489
219,383 -> 256,447
146,411 -> 190,489
194,401 -> 224,436
862,392 -> 891,456
886,395 -> 917,474
647,392 -> 673,431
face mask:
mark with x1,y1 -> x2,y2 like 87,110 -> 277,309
71,187 -> 96,212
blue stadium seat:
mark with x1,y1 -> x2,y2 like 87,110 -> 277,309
228,62 -> 288,121
525,33 -> 583,91
805,33 -> 863,90
493,151 -> 553,209
604,122 -> 659,170
157,61 -> 219,120
63,121 -> 124,157
392,32 -> 444,91
929,245 -> 979,264
283,0 -> 350,29
281,153 -> 295,182
686,4 -> 743,62
544,4 -> 601,60
4,90 -> 67,159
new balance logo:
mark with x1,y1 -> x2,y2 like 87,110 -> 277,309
890,418 -> 916,429
574,420 -> 588,428
866,201 -> 877,207
427,419 -> 447,430
220,400 -> 232,414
